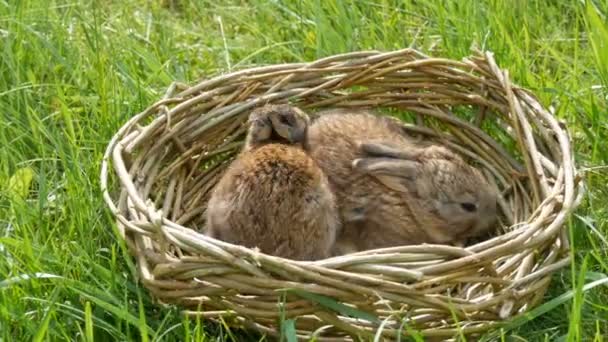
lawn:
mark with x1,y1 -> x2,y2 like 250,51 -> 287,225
1,0 -> 607,340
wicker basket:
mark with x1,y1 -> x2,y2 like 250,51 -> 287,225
101,49 -> 585,340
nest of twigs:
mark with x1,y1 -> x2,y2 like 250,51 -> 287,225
101,49 -> 584,340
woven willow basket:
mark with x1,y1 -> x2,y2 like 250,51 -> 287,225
101,49 -> 584,340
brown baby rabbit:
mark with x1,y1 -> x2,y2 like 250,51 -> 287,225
306,109 -> 498,253
205,104 -> 340,261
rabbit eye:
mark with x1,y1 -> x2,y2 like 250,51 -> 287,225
460,202 -> 477,212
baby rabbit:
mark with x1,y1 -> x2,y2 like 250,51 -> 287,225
205,104 -> 340,261
306,108 -> 498,252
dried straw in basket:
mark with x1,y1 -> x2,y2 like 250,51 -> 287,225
100,48 -> 585,340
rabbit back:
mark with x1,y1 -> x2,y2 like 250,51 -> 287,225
206,143 -> 339,260
307,110 -> 412,187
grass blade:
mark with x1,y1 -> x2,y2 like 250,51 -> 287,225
84,301 -> 94,342
289,289 -> 379,323
282,319 -> 297,342
484,276 -> 608,339
33,288 -> 59,342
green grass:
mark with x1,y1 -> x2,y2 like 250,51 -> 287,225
1,0 -> 607,340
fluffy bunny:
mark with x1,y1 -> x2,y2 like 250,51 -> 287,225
306,108 -> 498,252
205,104 -> 340,261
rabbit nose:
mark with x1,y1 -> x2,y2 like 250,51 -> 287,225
474,214 -> 496,233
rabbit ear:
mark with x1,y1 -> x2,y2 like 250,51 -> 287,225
352,157 -> 419,193
358,141 -> 420,160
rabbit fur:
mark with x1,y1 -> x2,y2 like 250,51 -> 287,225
205,104 -> 340,260
306,108 -> 498,253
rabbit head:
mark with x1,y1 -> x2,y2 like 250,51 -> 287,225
246,104 -> 310,149
353,142 -> 498,245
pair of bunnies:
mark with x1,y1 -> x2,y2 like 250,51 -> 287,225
205,104 -> 498,260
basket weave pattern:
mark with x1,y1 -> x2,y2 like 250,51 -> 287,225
101,49 -> 584,340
